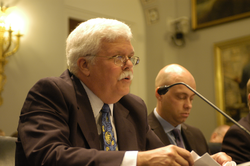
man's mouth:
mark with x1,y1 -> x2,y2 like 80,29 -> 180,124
181,113 -> 189,118
118,71 -> 133,81
124,76 -> 130,80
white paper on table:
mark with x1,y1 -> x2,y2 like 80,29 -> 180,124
191,151 -> 236,166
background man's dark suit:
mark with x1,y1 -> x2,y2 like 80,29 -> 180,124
222,113 -> 250,164
15,70 -> 164,166
148,111 -> 209,156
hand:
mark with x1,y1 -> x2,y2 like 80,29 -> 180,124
211,152 -> 232,166
137,145 -> 194,166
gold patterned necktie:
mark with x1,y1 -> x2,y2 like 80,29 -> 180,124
101,104 -> 117,151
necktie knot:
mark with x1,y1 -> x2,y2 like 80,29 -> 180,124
101,104 -> 110,113
172,128 -> 185,148
172,129 -> 181,139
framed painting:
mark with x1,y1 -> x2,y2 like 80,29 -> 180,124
214,35 -> 250,125
192,0 -> 250,30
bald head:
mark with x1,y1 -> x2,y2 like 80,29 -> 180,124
154,64 -> 197,127
210,125 -> 230,143
155,64 -> 196,90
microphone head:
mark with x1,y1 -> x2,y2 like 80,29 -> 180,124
157,85 -> 169,95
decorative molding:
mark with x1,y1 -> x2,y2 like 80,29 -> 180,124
144,7 -> 159,25
140,0 -> 156,5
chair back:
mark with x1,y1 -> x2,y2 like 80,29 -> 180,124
0,136 -> 17,166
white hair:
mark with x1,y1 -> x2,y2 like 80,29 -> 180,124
66,18 -> 133,75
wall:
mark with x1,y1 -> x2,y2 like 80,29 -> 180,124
142,0 -> 250,140
0,0 -> 66,136
0,0 -> 146,136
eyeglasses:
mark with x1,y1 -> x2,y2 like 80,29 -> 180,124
96,55 -> 140,67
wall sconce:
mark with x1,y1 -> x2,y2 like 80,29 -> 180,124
0,5 -> 23,106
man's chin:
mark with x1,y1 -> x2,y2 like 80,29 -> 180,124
119,88 -> 130,96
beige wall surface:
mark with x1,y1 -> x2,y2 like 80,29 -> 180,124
0,0 -> 146,136
0,0 -> 250,142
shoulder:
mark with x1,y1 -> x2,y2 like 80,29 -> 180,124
148,111 -> 157,123
25,70 -> 76,108
117,93 -> 147,118
182,123 -> 205,137
226,114 -> 250,136
225,124 -> 248,138
120,93 -> 143,101
147,111 -> 162,131
119,93 -> 145,107
31,70 -> 73,91
239,114 -> 250,131
148,111 -> 155,119
182,123 -> 202,132
21,70 -> 77,119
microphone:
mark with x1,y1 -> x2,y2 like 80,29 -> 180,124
157,82 -> 250,136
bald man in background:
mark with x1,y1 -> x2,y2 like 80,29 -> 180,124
208,125 -> 230,154
148,64 -> 232,164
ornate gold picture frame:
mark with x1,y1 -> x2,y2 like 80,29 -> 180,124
214,35 -> 250,125
192,0 -> 250,30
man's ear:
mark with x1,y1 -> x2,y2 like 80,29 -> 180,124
155,87 -> 162,101
77,57 -> 90,76
210,132 -> 217,142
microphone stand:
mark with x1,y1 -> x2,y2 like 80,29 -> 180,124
158,82 -> 250,136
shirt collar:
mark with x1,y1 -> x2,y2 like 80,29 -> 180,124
153,108 -> 182,133
80,81 -> 114,118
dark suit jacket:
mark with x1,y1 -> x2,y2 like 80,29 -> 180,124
15,70 -> 164,166
148,111 -> 209,156
222,113 -> 250,164
208,142 -> 222,155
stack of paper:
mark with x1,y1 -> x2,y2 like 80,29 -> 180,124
191,151 -> 236,166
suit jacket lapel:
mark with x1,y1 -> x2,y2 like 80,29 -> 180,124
181,124 -> 197,152
113,102 -> 139,150
148,113 -> 171,145
70,73 -> 100,150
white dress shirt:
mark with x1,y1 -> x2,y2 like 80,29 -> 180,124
81,81 -> 137,166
